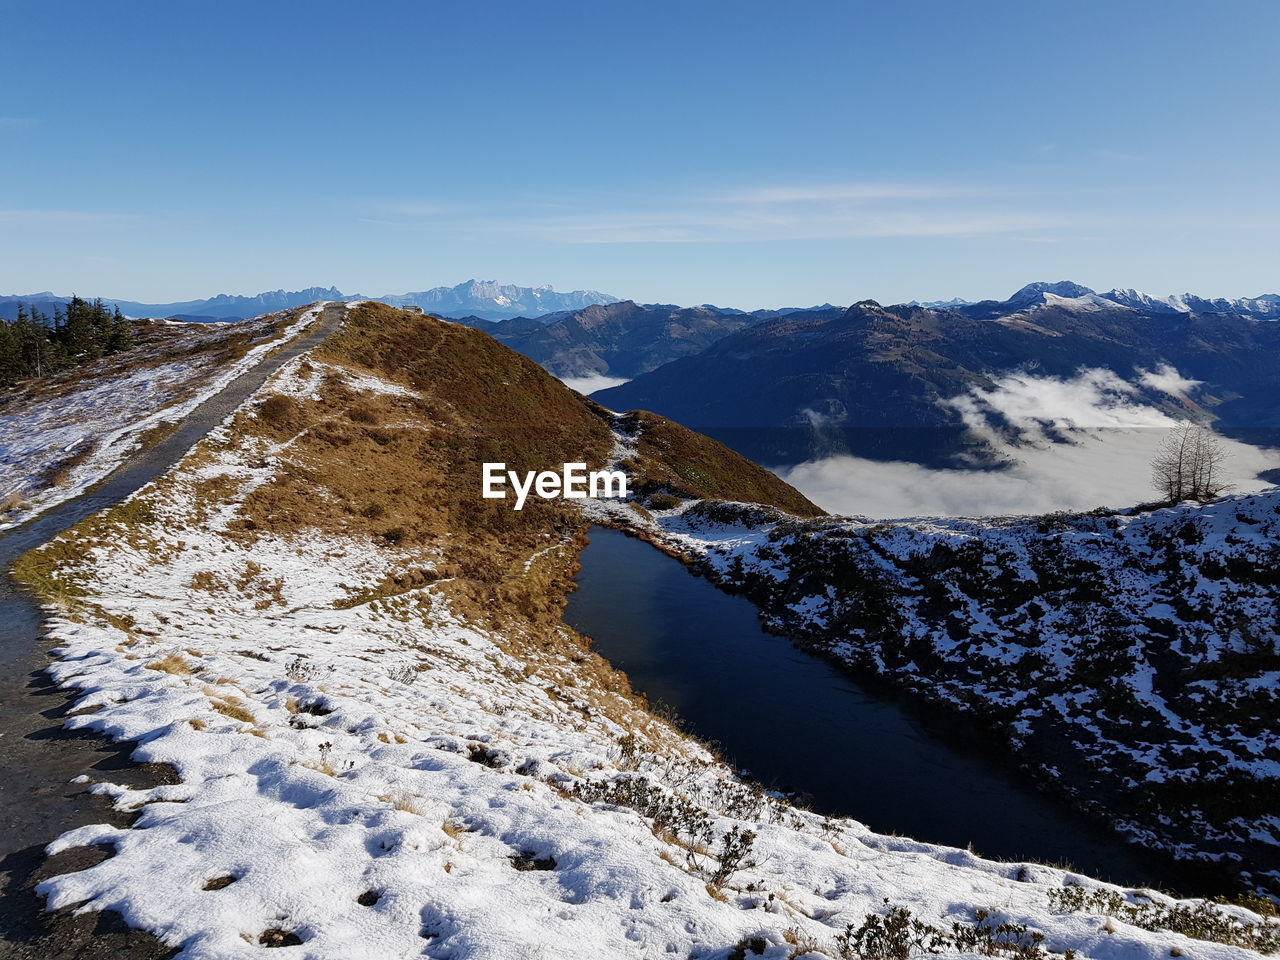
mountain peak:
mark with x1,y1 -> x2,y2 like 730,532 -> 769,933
378,281 -> 621,321
1008,280 -> 1096,305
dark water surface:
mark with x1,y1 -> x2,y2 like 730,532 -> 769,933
564,525 -> 1212,893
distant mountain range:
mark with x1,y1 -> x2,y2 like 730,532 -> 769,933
376,280 -> 620,320
594,281 -> 1280,467
6,278 -> 1278,326
954,280 -> 1280,320
0,280 -> 621,323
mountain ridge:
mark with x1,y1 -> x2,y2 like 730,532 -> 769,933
594,294 -> 1280,467
955,281 -> 1280,320
0,280 -> 621,323
6,279 -> 1280,324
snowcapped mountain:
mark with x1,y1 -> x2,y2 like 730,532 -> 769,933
954,281 -> 1280,320
1103,287 -> 1280,318
1004,280 -> 1098,307
596,291 -> 1280,468
376,280 -> 620,321
904,296 -> 973,308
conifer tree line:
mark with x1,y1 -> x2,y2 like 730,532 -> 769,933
0,296 -> 133,386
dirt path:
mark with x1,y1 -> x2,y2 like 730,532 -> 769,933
0,303 -> 345,959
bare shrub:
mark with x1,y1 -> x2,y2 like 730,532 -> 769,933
1151,422 -> 1231,502
285,656 -> 326,682
387,663 -> 417,685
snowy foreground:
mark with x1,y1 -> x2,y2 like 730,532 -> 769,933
0,306 -> 322,531
24,332 -> 1278,958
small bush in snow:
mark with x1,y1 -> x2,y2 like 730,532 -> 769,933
387,663 -> 416,685
836,904 -> 1047,960
837,904 -> 949,960
572,774 -> 755,885
708,824 -> 756,886
1047,886 -> 1280,952
285,656 -> 325,682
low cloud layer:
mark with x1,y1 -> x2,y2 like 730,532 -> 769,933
558,374 -> 631,396
777,367 -> 1280,519
946,367 -> 1176,437
778,430 -> 1280,519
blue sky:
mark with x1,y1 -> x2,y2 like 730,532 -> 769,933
2,0 -> 1277,308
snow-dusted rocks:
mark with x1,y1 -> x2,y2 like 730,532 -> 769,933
591,490 -> 1280,896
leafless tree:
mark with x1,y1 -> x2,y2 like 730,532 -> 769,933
1151,421 -> 1231,502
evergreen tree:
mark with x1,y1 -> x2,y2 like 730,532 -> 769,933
59,294 -> 103,361
0,320 -> 22,385
106,305 -> 133,353
0,294 -> 133,387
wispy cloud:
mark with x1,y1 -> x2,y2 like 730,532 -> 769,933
0,116 -> 38,131
0,209 -> 141,228
715,182 -> 976,204
1138,363 -> 1202,396
502,210 -> 1059,244
368,179 -> 1067,245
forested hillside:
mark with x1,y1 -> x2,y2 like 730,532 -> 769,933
0,296 -> 133,386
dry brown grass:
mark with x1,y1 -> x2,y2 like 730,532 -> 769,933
257,394 -> 301,427
146,653 -> 193,675
211,697 -> 254,723
346,398 -> 386,425
390,795 -> 426,814
223,304 -> 618,629
620,410 -> 825,516
188,570 -> 224,593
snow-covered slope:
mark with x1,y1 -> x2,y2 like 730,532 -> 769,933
20,305 -> 1278,958
0,305 -> 324,531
